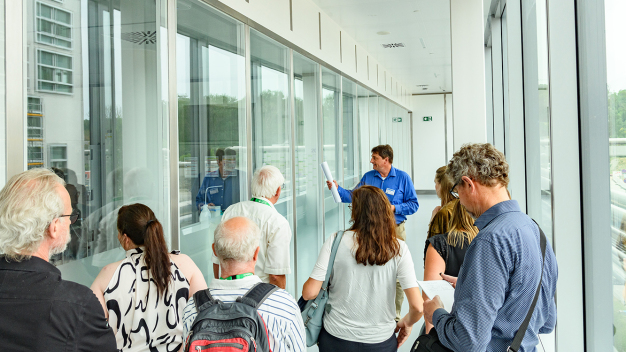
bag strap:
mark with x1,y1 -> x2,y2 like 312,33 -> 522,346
508,220 -> 547,352
238,282 -> 279,308
193,288 -> 216,312
322,230 -> 345,291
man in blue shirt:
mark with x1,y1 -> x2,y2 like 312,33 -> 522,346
422,143 -> 558,352
196,148 -> 241,214
327,144 -> 419,320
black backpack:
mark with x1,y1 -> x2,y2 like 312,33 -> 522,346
185,283 -> 278,352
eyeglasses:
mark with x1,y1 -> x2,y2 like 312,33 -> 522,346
59,210 -> 79,224
450,180 -> 461,199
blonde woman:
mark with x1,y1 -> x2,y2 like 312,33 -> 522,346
427,166 -> 457,238
422,199 -> 478,333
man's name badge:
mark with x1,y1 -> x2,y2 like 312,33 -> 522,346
386,188 -> 395,196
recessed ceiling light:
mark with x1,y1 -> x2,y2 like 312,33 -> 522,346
377,31 -> 390,35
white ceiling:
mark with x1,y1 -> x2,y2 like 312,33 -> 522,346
311,0 -> 452,95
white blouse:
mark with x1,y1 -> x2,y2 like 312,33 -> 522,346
104,248 -> 190,352
309,231 -> 418,343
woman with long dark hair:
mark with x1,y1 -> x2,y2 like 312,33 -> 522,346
302,186 -> 423,351
91,203 -> 207,352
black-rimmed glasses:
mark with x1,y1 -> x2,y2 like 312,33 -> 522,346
59,210 -> 79,224
450,180 -> 460,199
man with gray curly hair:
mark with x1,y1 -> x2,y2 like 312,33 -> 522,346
212,165 -> 292,289
0,168 -> 116,351
423,143 -> 558,352
182,217 -> 305,352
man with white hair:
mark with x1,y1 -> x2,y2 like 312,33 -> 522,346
183,217 -> 304,351
212,165 -> 292,289
0,169 -> 117,351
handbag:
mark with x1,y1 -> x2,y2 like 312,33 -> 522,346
411,222 -> 547,352
301,230 -> 345,347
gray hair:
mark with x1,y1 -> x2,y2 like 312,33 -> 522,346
447,143 -> 509,188
251,165 -> 284,199
213,217 -> 261,263
0,169 -> 66,261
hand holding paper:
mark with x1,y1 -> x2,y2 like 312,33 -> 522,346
418,280 -> 455,312
321,162 -> 342,203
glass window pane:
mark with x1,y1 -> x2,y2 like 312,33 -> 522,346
27,0 -> 171,287
342,77 -> 358,228
177,0 -> 247,287
250,28 -> 294,295
56,55 -> 71,69
321,68 -> 342,240
55,9 -> 71,25
605,0 -> 626,348
0,0 -> 5,187
358,86 -> 370,177
55,25 -> 71,39
369,94 -> 378,145
39,66 -> 54,81
39,3 -> 52,19
39,51 -> 54,66
38,19 -> 53,34
293,52 -> 321,297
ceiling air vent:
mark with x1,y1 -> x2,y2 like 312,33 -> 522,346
382,43 -> 405,48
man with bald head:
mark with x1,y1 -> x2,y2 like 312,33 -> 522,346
182,217 -> 305,352
0,168 -> 116,351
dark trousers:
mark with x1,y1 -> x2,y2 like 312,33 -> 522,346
318,327 -> 398,352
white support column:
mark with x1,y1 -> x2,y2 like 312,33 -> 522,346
6,0 -> 25,178
450,0 -> 487,147
547,0 -> 585,350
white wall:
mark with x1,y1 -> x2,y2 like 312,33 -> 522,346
215,0 -> 412,110
411,94 -> 450,190
450,0 -> 487,146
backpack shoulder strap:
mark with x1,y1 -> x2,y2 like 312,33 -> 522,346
238,283 -> 279,308
193,289 -> 217,312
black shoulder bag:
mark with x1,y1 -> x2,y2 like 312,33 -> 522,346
410,222 -> 547,352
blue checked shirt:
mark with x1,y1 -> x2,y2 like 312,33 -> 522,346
432,200 -> 558,352
336,166 -> 419,224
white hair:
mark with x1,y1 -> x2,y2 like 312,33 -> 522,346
213,217 -> 261,263
0,169 -> 66,261
251,165 -> 284,199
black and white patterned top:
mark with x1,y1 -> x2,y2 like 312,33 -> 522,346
104,247 -> 190,352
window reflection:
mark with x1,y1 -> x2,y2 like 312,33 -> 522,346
177,0 -> 247,285
24,0 -> 170,285
605,0 -> 626,348
342,77 -> 359,228
322,68 -> 342,240
250,29 -> 295,295
293,52 -> 321,297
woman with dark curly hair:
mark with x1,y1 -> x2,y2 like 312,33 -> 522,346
302,185 -> 423,352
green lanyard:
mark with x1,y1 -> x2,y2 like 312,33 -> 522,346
219,272 -> 254,281
251,197 -> 272,207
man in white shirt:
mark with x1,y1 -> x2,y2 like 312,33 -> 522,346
213,165 -> 292,289
184,217 -> 304,352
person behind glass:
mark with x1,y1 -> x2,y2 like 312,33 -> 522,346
0,168 -> 116,351
213,165 -> 292,289
196,148 -> 241,214
422,198 -> 478,333
326,144 -> 419,321
427,166 -> 457,238
91,203 -> 208,352
302,185 -> 423,352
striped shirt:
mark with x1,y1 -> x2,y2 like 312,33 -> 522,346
432,200 -> 558,352
182,275 -> 305,352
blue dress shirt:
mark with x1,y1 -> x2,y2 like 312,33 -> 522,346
336,166 -> 419,224
432,200 -> 558,352
195,170 -> 241,212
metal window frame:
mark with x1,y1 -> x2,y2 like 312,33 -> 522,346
35,1 -> 73,50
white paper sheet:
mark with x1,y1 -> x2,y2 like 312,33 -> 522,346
320,161 -> 342,203
418,280 -> 456,311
